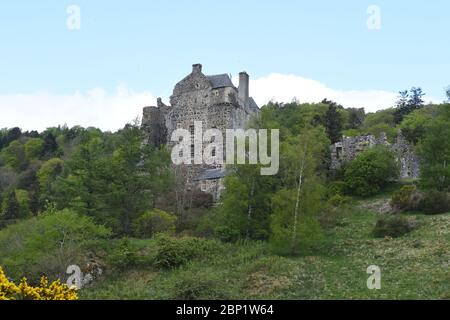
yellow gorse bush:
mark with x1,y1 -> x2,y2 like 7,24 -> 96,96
0,267 -> 78,300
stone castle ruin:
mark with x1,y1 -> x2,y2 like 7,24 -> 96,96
142,64 -> 259,201
142,64 -> 420,203
330,131 -> 420,179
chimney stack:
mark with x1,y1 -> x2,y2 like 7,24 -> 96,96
238,71 -> 249,103
192,63 -> 202,74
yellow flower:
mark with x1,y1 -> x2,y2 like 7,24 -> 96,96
0,266 -> 78,301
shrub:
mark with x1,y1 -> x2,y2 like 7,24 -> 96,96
191,190 -> 214,209
133,209 -> 176,238
327,181 -> 347,197
391,185 -> 419,212
417,190 -> 450,215
169,269 -> 229,300
317,192 -> 353,229
0,209 -> 111,281
0,267 -> 78,300
343,146 -> 399,197
153,234 -> 219,269
106,239 -> 140,271
104,238 -> 157,272
149,267 -> 231,300
373,215 -> 417,238
328,194 -> 352,207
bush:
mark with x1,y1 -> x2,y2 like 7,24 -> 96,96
373,215 -> 417,238
317,193 -> 353,229
327,181 -> 347,197
328,194 -> 352,207
391,185 -> 419,212
191,190 -> 214,209
417,190 -> 450,215
168,269 -> 229,300
0,209 -> 111,281
106,239 -> 140,271
104,238 -> 157,272
153,234 -> 219,269
133,209 -> 176,238
149,267 -> 231,300
343,146 -> 399,197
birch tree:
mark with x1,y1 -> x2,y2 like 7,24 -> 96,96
270,127 -> 328,255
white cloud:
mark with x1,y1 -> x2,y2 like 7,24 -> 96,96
0,86 -> 157,132
0,73 -> 441,132
234,73 -> 399,112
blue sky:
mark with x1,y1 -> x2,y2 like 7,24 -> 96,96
0,0 -> 449,130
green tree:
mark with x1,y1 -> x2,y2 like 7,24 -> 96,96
361,108 -> 397,141
1,190 -> 21,223
394,87 -> 426,124
37,158 -> 65,206
324,104 -> 343,143
15,189 -> 31,218
215,164 -> 273,242
0,127 -> 22,150
0,140 -> 27,171
417,110 -> 450,191
399,106 -> 435,144
343,146 -> 399,197
133,209 -> 177,238
346,108 -> 365,130
56,124 -> 173,235
24,138 -> 44,160
270,127 -> 328,254
41,132 -> 59,158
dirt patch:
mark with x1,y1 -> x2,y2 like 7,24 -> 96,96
359,198 -> 393,214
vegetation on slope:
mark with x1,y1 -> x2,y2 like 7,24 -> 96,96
1,87 -> 449,300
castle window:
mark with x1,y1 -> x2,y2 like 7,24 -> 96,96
191,144 -> 195,158
212,147 -> 216,157
211,127 -> 217,142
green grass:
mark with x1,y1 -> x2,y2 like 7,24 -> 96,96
80,201 -> 450,300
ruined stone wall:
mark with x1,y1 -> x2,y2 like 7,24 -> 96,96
392,133 -> 421,179
142,99 -> 169,148
330,132 -> 420,179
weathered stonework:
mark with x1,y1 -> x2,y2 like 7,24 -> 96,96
392,132 -> 421,179
142,64 -> 259,201
330,131 -> 420,179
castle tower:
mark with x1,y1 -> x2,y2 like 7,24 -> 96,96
142,64 -> 259,201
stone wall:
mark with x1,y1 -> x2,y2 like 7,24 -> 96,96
392,132 -> 421,179
330,131 -> 420,179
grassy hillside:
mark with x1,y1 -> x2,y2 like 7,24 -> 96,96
80,198 -> 450,300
